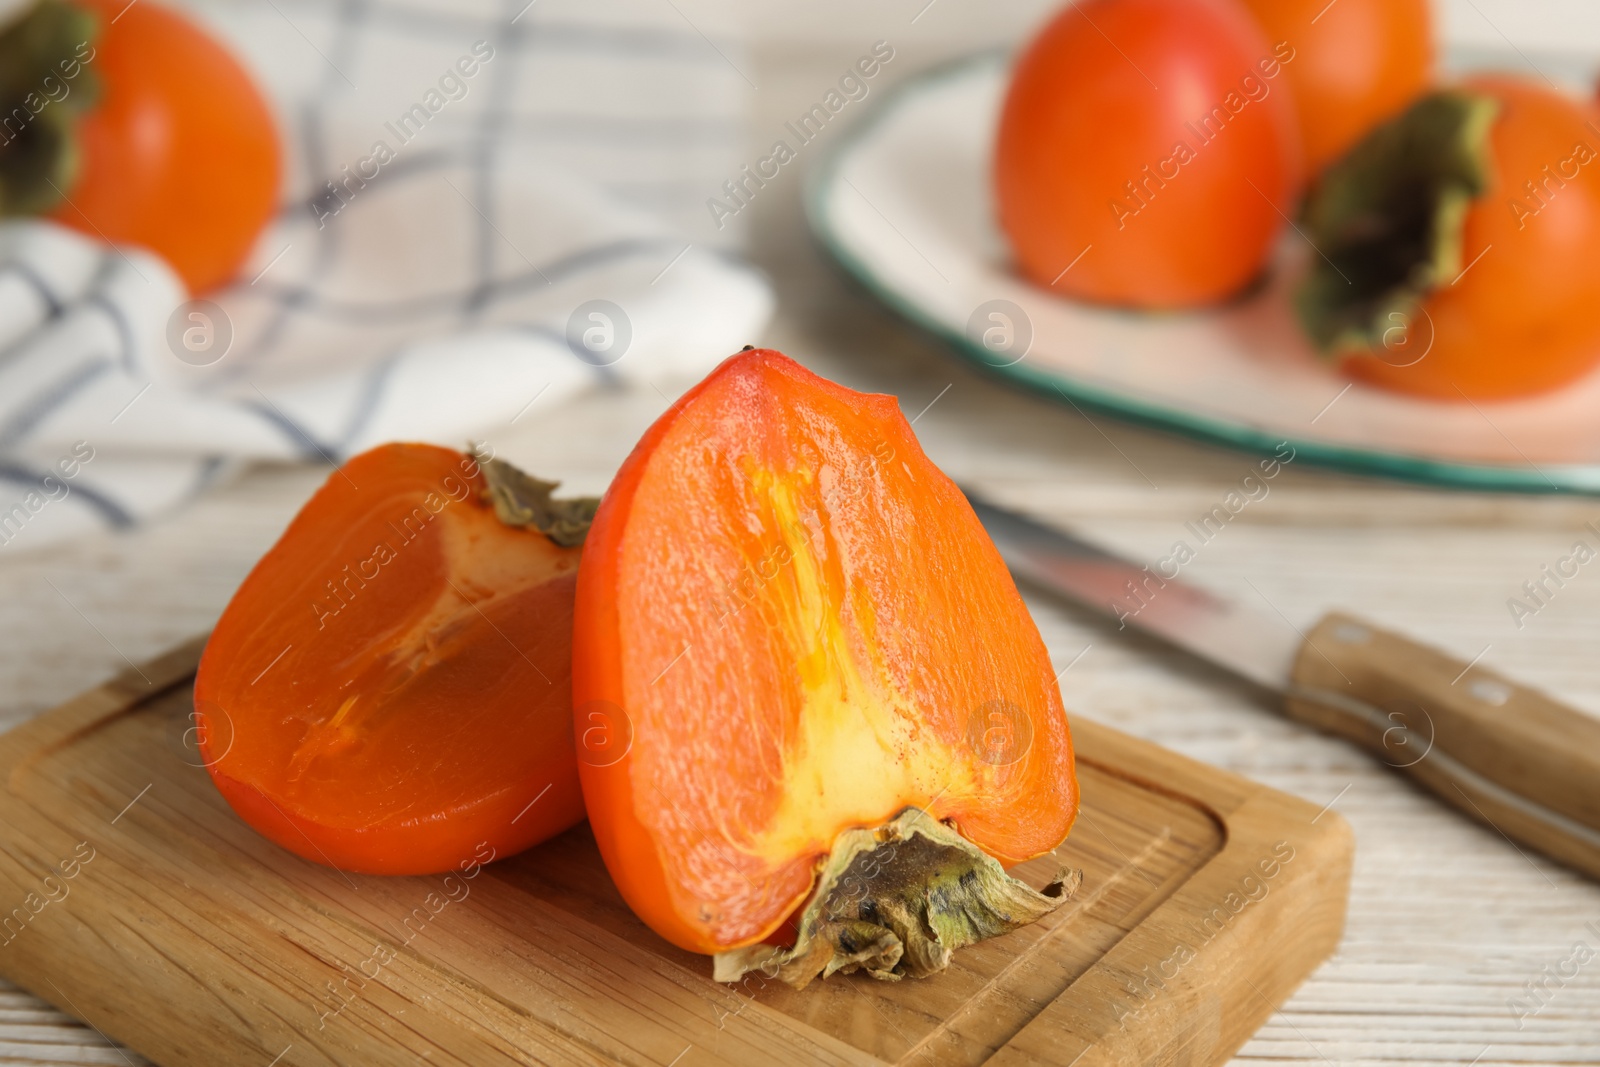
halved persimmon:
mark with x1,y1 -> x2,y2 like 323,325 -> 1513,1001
572,350 -> 1078,985
195,443 -> 593,875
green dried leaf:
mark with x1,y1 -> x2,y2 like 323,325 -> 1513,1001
1296,91 -> 1499,355
0,0 -> 102,217
0,104 -> 77,217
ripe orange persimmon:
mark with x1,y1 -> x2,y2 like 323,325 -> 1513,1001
1237,0 -> 1432,174
0,0 -> 280,293
195,444 -> 592,875
995,0 -> 1302,308
572,349 -> 1078,984
1298,78 -> 1600,400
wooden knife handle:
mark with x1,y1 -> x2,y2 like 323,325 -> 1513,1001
1285,611 -> 1600,881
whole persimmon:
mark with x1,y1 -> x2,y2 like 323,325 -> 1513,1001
1237,0 -> 1433,174
995,0 -> 1302,308
573,349 -> 1078,987
1298,77 -> 1600,401
0,0 -> 280,293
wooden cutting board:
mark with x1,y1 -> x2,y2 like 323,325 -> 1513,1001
0,637 -> 1350,1067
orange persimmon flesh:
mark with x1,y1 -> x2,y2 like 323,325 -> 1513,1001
573,350 -> 1078,955
195,444 -> 584,875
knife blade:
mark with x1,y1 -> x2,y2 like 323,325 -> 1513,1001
964,488 -> 1600,882
965,491 -> 1301,692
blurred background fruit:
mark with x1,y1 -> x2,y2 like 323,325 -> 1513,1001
994,0 -> 1302,309
53,0 -> 279,295
1238,0 -> 1434,174
1300,76 -> 1600,400
0,0 -> 280,294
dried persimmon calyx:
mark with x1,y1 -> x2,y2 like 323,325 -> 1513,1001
713,808 -> 1082,990
474,445 -> 599,547
0,0 -> 101,216
1295,90 -> 1499,355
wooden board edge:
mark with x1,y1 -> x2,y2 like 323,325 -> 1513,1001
0,635 -> 207,791
992,781 -> 1354,1066
1,639 -> 1352,1067
1070,718 -> 1260,824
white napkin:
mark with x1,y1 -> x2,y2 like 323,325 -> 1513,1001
0,0 -> 772,550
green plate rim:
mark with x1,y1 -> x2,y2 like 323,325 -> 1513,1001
803,51 -> 1600,496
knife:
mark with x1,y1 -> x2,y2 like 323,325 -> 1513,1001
965,489 -> 1600,881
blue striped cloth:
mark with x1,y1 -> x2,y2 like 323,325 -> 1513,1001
0,0 -> 772,549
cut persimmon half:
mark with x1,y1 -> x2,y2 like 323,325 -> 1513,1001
195,443 -> 594,875
572,349 -> 1079,986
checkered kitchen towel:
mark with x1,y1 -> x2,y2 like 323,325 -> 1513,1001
0,0 -> 772,549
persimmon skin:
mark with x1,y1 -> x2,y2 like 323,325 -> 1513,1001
195,444 -> 584,875
995,0 -> 1302,308
1342,77 -> 1600,401
1238,0 -> 1432,174
573,350 -> 1078,955
50,0 -> 280,294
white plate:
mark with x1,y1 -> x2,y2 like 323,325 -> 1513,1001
806,54 -> 1600,493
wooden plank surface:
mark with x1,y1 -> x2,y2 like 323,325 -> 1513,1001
2,14 -> 1599,1067
0,643 -> 1348,1067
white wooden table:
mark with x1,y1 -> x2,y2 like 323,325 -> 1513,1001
5,9 -> 1600,1065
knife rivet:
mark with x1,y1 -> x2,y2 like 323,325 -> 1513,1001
1469,679 -> 1511,706
1333,623 -> 1371,644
